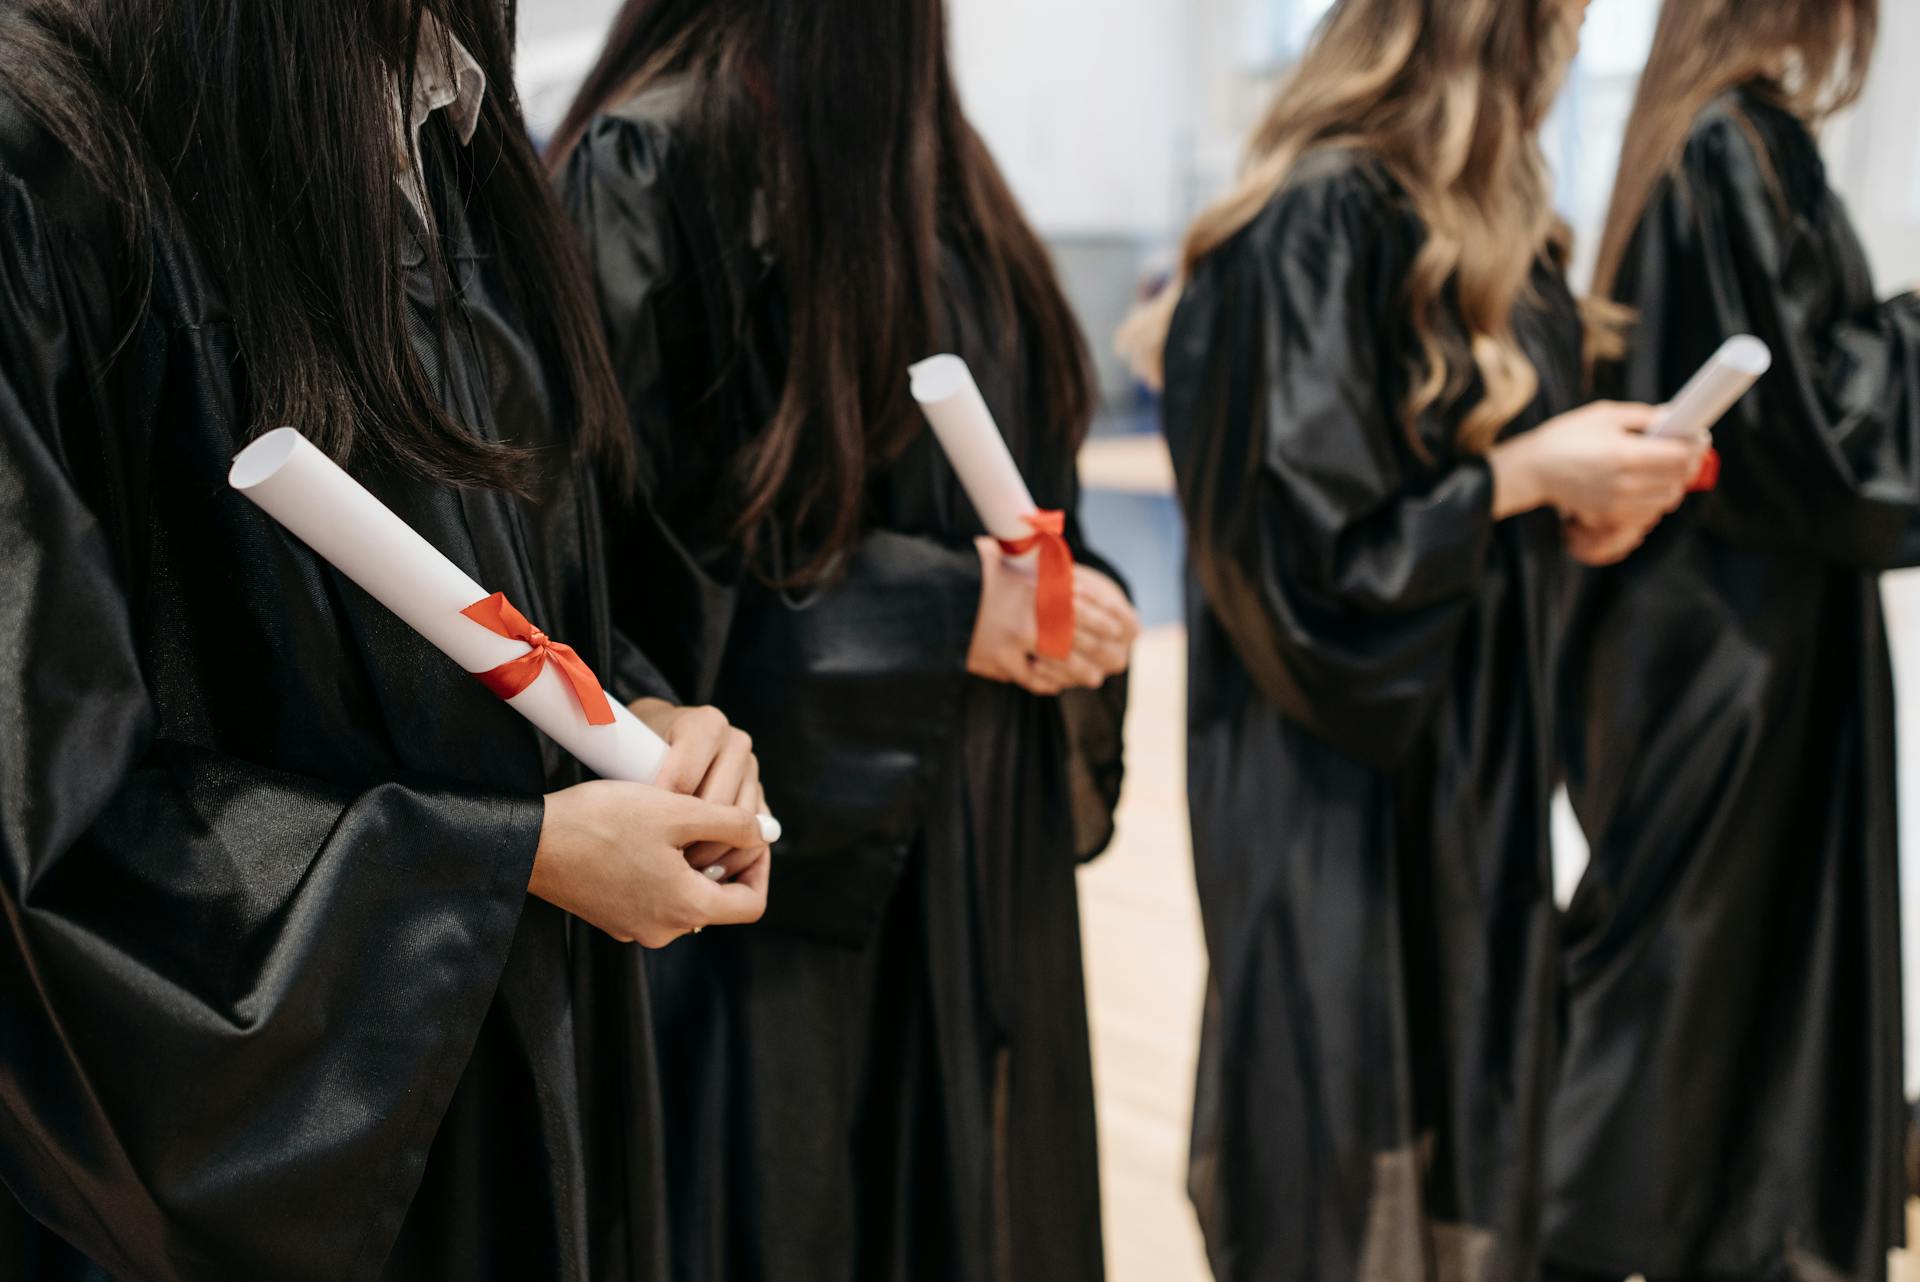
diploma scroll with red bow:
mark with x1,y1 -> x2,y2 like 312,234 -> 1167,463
909,355 -> 1076,660
230,428 -> 780,842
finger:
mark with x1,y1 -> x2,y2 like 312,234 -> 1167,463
1033,654 -> 1105,690
694,853 -> 771,927
1613,473 -> 1691,501
654,707 -> 728,795
1072,618 -> 1123,662
1087,638 -> 1131,676
706,768 -> 769,874
1013,659 -> 1067,696
1071,596 -> 1131,645
1586,535 -> 1645,566
1621,439 -> 1697,471
698,823 -> 773,882
663,794 -> 765,850
1072,567 -> 1129,611
696,727 -> 753,807
685,840 -> 730,872
686,792 -> 770,878
1075,585 -> 1141,643
1082,583 -> 1136,644
734,756 -> 762,817
1607,403 -> 1662,433
1603,501 -> 1679,530
1071,624 -> 1131,675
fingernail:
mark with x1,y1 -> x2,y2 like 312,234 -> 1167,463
757,814 -> 782,844
704,864 -> 728,882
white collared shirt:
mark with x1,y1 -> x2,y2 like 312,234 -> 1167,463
394,15 -> 487,215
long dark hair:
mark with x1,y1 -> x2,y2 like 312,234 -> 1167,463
0,0 -> 630,491
1593,0 -> 1878,300
548,0 -> 1094,584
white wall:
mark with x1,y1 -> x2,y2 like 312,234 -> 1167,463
947,0 -> 1199,239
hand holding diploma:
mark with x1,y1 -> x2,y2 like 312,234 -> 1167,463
911,356 -> 1138,693
230,428 -> 775,940
1487,401 -> 1704,566
533,782 -> 771,947
1545,340 -> 1772,563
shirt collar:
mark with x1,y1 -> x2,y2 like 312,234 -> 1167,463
394,14 -> 486,214
409,14 -> 486,147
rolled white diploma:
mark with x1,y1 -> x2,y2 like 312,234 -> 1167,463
1649,335 -> 1773,440
230,428 -> 779,843
908,354 -> 1041,548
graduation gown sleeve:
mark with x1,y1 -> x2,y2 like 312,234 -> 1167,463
0,159 -> 541,1281
561,107 -> 984,943
1163,164 -> 1497,770
1615,105 -> 1920,569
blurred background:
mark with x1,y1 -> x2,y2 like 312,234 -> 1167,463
518,2 -> 1920,1278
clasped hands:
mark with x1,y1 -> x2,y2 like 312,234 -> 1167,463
1488,401 -> 1711,567
532,699 -> 771,948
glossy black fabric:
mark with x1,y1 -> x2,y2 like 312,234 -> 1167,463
561,84 -> 1126,1282
1162,152 -> 1579,1282
1546,90 -> 1918,1282
0,85 -> 673,1282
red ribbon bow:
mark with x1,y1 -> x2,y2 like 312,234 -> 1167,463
461,593 -> 616,726
996,509 -> 1076,661
1689,447 -> 1722,493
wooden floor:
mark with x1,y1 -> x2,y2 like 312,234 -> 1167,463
1076,625 -> 1212,1282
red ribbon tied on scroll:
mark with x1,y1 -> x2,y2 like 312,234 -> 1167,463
996,509 -> 1076,661
461,592 -> 616,726
1689,447 -> 1722,494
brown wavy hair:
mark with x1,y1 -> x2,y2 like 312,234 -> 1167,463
1591,0 -> 1878,301
1121,0 -> 1592,455
548,0 -> 1094,585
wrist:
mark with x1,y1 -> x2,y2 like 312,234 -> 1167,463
531,790 -> 588,901
530,794 -> 559,898
1487,437 -> 1549,520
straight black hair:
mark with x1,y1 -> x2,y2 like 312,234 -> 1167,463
549,0 -> 1094,584
0,0 -> 631,492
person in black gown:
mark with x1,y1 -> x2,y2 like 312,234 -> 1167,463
550,4 -> 1138,1280
1120,0 -> 1706,1277
1546,3 -> 1919,1279
0,3 -> 774,1279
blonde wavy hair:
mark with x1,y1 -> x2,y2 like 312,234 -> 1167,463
1120,0 -> 1595,455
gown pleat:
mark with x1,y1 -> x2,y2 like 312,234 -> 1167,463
1161,150 -> 1582,1282
1546,88 -> 1919,1282
0,71 -> 675,1282
560,84 -> 1128,1282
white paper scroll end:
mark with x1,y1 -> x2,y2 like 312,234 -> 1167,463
227,425 -> 300,490
1649,335 -> 1773,440
909,354 -> 1039,544
908,354 -> 971,404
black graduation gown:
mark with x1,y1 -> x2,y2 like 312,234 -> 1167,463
1161,152 -> 1581,1282
560,86 -> 1127,1282
1546,90 -> 1919,1282
0,89 -> 675,1282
